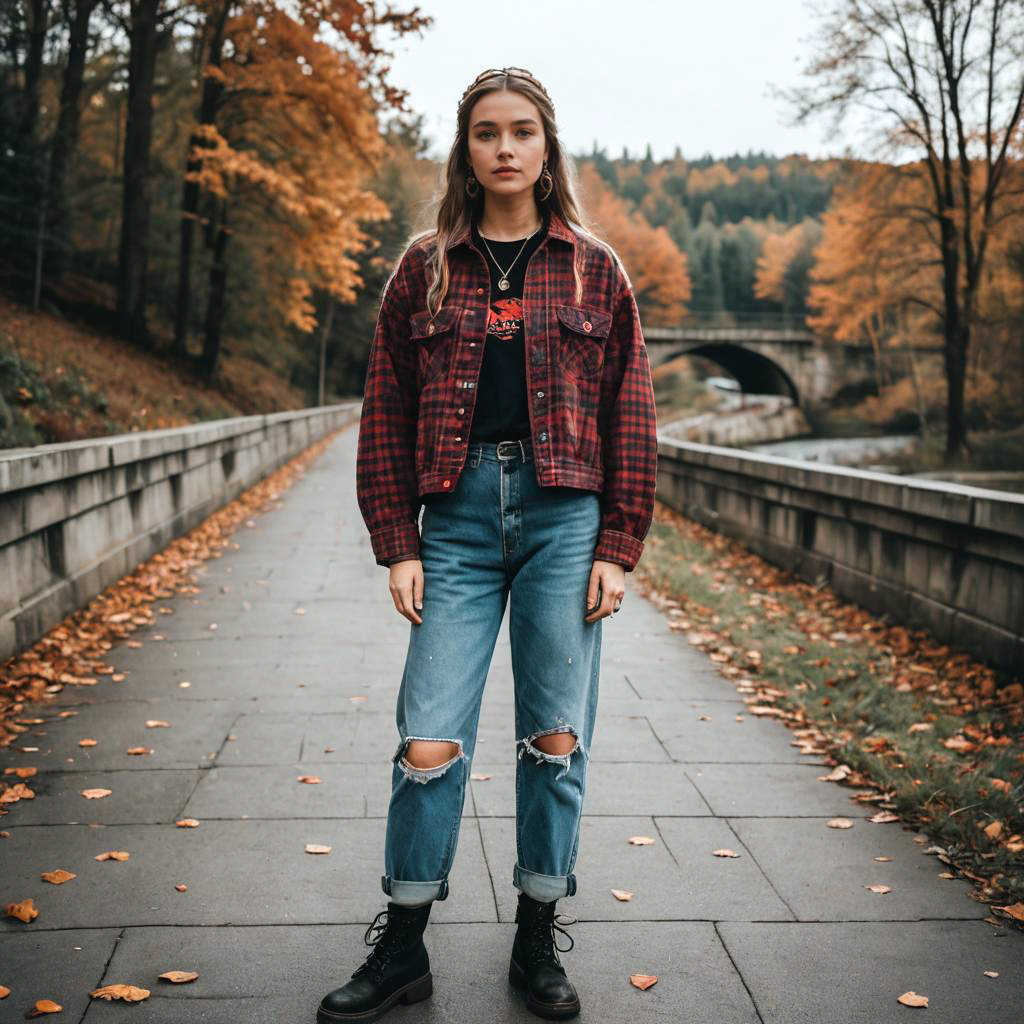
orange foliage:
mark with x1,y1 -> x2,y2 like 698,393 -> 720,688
579,163 -> 690,325
185,1 -> 428,332
754,218 -> 822,304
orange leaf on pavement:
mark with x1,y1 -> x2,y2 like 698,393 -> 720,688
629,974 -> 658,990
41,870 -> 76,885
897,991 -> 928,1008
27,998 -> 62,1016
5,898 -> 38,922
158,971 -> 198,983
90,984 -> 151,1002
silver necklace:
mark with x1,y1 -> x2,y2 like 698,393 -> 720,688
478,220 -> 542,291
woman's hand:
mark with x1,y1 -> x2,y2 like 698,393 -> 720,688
388,558 -> 424,624
585,560 -> 626,622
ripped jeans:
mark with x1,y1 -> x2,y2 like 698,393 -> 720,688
382,435 -> 602,907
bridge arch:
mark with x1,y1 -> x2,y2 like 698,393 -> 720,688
673,343 -> 801,404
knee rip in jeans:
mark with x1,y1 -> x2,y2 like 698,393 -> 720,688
393,736 -> 468,785
517,724 -> 582,781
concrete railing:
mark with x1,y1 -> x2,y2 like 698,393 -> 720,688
655,437 -> 1024,675
0,404 -> 359,663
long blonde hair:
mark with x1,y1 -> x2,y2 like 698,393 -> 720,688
398,68 -> 623,316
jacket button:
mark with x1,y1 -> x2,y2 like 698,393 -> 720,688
455,436 -> 462,442
443,480 -> 451,488
582,320 -> 592,332
428,323 -> 435,334
457,407 -> 465,414
476,287 -> 484,295
536,391 -> 544,398
538,432 -> 548,442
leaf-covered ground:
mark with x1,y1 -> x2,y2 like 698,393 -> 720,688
0,429 -> 342,751
634,500 -> 1024,930
0,294 -> 309,448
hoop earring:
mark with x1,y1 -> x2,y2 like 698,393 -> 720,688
538,159 -> 554,201
465,171 -> 480,198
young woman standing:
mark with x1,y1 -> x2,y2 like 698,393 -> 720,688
318,67 -> 658,1023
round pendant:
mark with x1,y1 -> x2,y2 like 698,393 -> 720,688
498,277 -> 510,291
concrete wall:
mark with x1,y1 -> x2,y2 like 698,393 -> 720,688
0,405 -> 359,663
655,437 -> 1024,675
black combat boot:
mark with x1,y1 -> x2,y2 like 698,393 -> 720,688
317,901 -> 433,1022
508,891 -> 581,1020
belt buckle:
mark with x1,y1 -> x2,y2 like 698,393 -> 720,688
496,439 -> 521,460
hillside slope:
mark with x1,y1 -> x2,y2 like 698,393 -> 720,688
0,295 -> 312,449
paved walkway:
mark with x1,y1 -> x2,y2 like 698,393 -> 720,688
2,426 -> 1022,1023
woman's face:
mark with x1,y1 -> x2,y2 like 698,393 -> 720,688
466,88 -> 548,200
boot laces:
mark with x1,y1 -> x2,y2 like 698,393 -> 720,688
353,908 -> 412,984
525,908 -> 576,967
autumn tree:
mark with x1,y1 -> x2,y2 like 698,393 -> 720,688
176,0 -> 430,379
782,0 -> 1024,462
754,217 -> 824,317
579,162 -> 691,326
809,159 -> 1024,431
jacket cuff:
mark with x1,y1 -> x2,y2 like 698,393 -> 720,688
593,529 -> 645,571
370,521 -> 421,568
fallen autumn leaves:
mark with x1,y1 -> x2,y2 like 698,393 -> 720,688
0,428 -> 345,1013
0,427 -> 345,747
636,500 -> 1024,931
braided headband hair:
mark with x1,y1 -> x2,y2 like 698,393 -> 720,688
458,67 -> 555,114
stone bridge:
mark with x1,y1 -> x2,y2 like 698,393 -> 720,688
643,322 -> 944,407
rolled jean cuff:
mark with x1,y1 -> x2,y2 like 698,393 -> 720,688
513,864 -> 577,901
381,874 -> 449,905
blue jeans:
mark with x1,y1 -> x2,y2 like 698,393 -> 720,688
381,436 -> 603,907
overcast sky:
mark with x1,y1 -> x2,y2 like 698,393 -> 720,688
384,0 -> 859,163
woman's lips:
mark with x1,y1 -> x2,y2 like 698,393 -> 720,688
494,168 -> 518,175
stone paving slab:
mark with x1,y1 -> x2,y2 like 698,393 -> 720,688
0,929 -> 122,1022
717,920 -> 1022,1023
6,697 -> 239,772
728,817 -> 985,922
77,923 -> 759,1024
181,763 -> 478,820
624,665 -> 747,701
645,702 -> 823,763
0,819 -> 494,931
469,761 -> 711,817
2,768 -> 201,826
685,762 -> 857,815
478,816 -> 794,924
2,426 -> 1022,1022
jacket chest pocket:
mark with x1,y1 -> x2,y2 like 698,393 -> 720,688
553,305 -> 613,379
410,306 -> 463,386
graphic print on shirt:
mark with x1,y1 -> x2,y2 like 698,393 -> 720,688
486,297 -> 523,343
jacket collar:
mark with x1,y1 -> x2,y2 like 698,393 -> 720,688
445,207 -> 576,251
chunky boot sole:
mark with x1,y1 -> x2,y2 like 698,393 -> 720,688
316,971 -> 433,1023
508,956 -> 581,1020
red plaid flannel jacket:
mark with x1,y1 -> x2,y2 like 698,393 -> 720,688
355,208 -> 658,570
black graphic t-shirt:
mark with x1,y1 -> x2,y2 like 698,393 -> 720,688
468,208 -> 549,443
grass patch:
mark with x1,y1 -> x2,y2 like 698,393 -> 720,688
635,501 -> 1024,929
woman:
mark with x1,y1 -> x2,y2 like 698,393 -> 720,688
318,67 -> 658,1023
